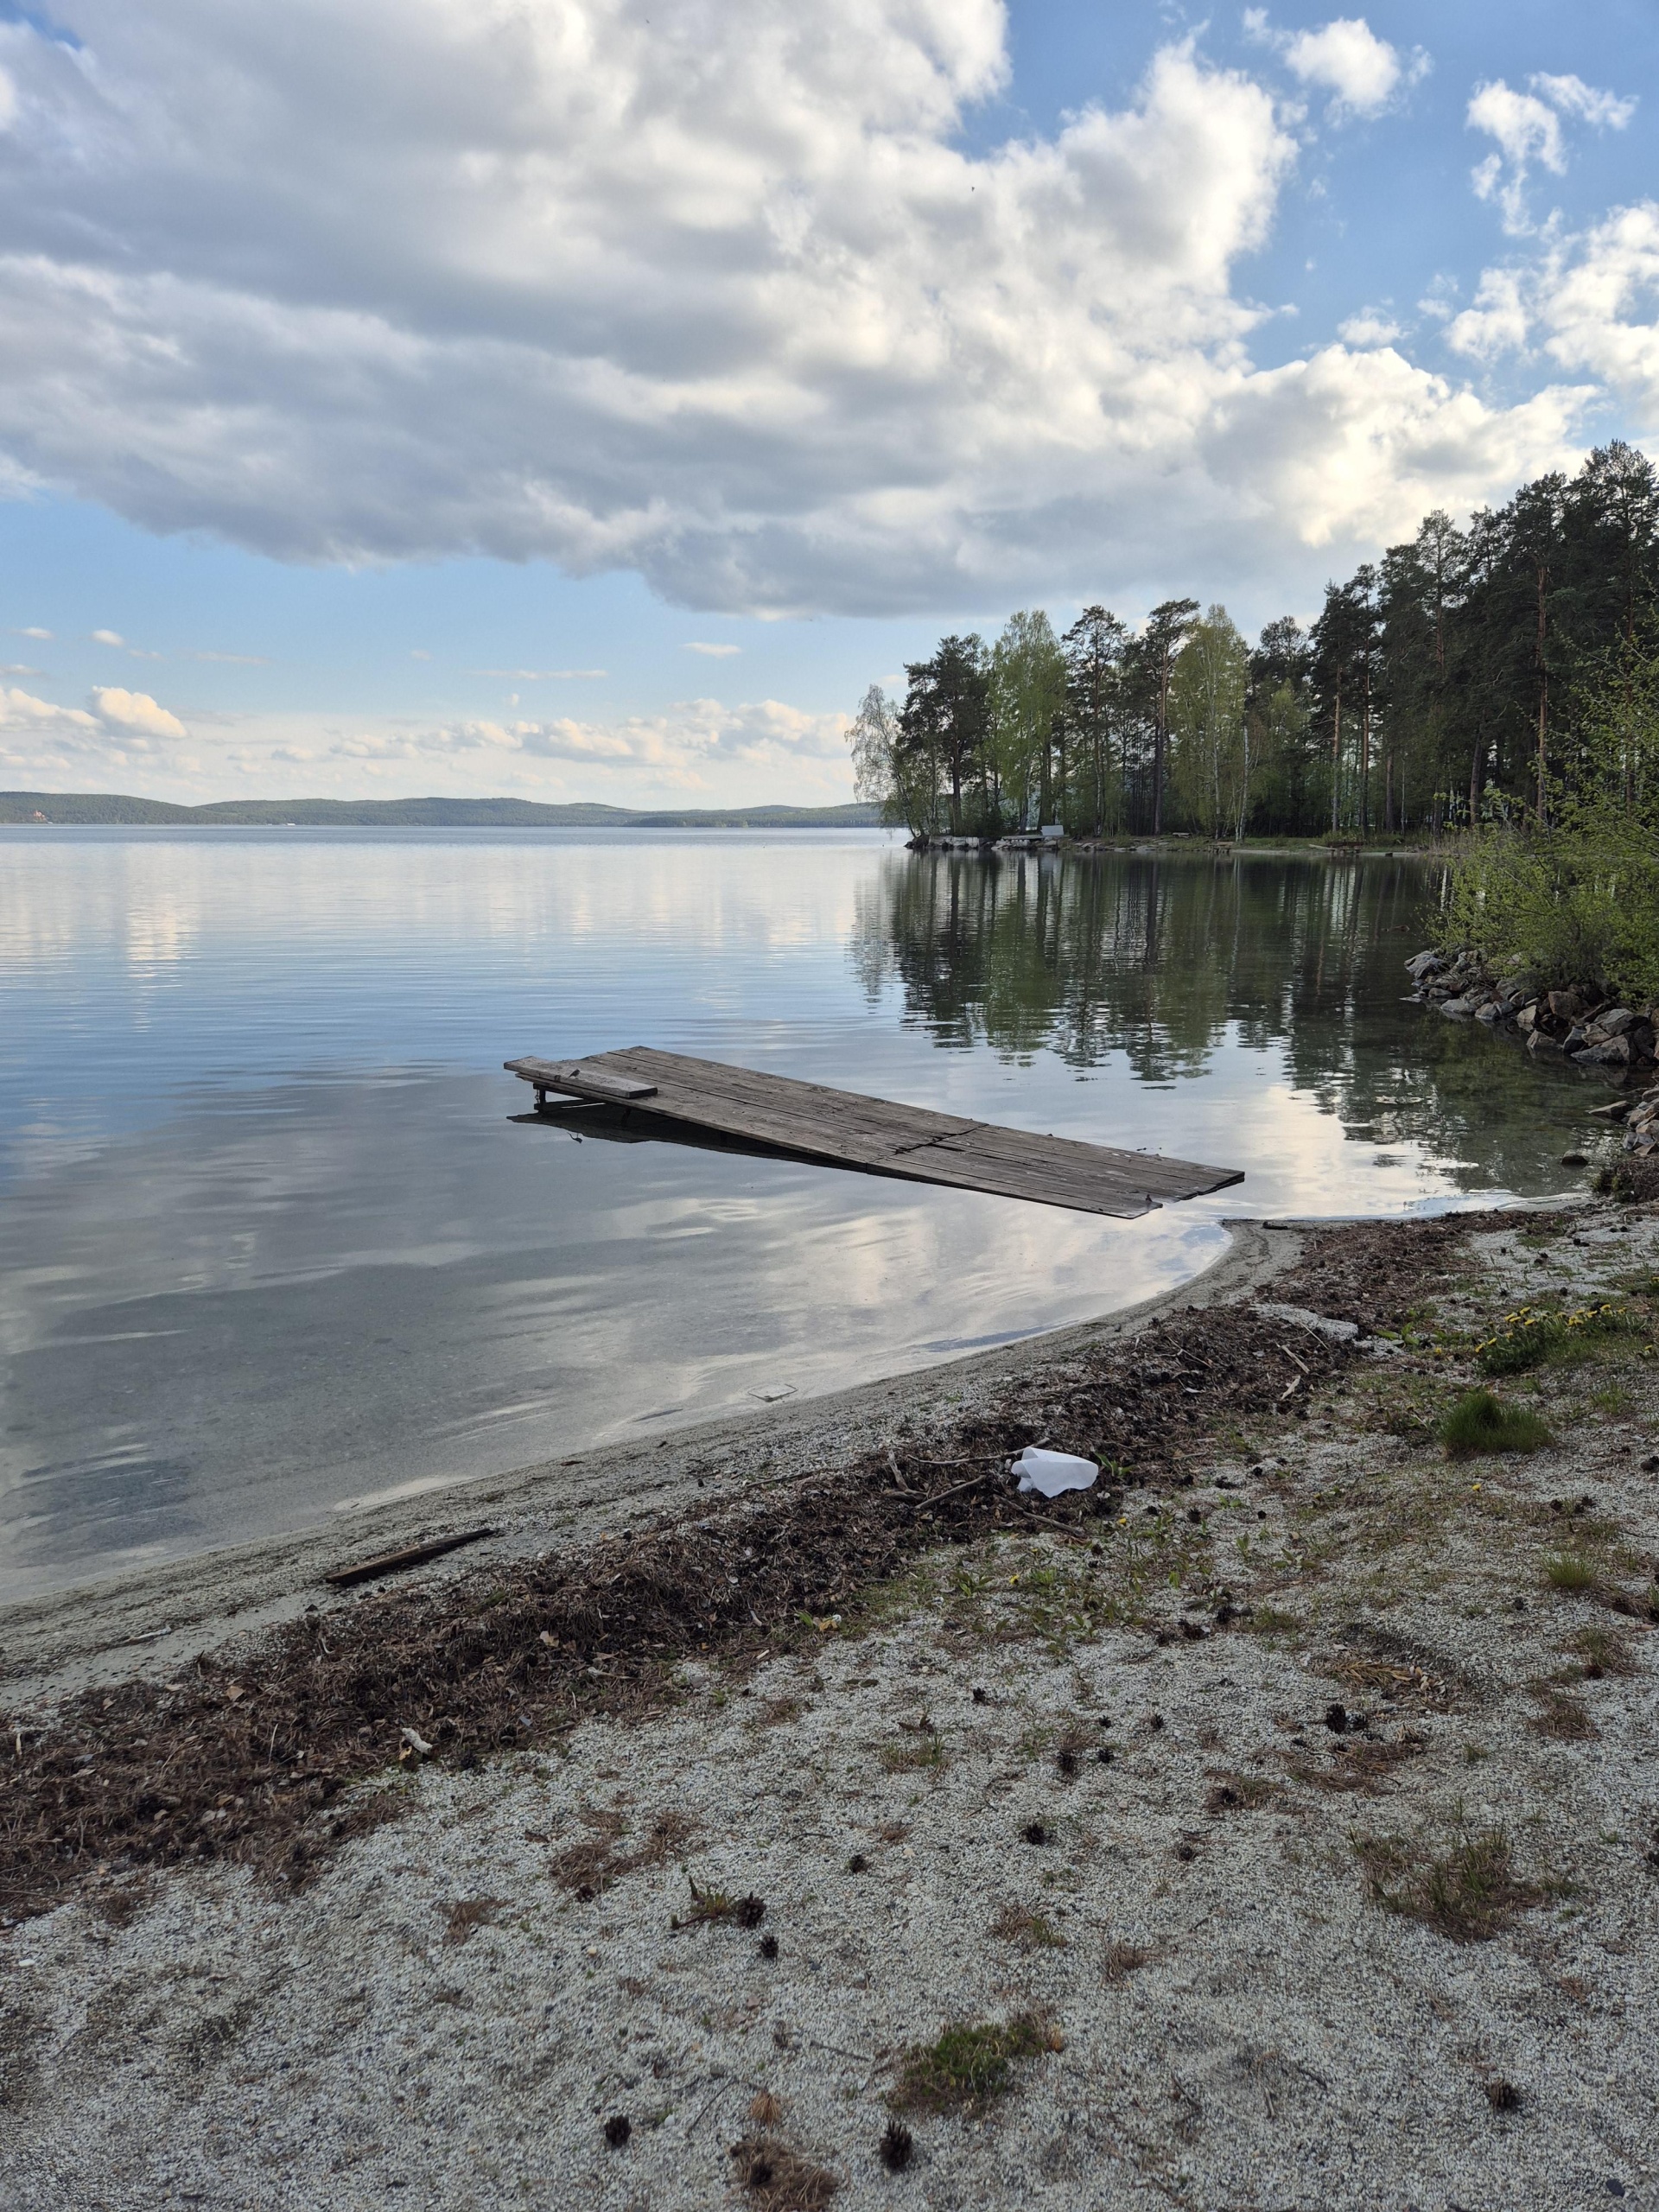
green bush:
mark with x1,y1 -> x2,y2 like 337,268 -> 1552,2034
1440,1389 -> 1554,1458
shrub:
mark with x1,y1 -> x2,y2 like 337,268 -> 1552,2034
1440,1389 -> 1554,1457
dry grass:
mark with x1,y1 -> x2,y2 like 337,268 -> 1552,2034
550,1805 -> 700,1898
754,1695 -> 807,1728
728,2135 -> 839,2209
1289,1730 -> 1429,1796
442,1897 -> 507,1946
1102,1939 -> 1152,1983
988,1903 -> 1067,1949
1568,1625 -> 1640,1678
1529,1692 -> 1600,1742
1204,1771 -> 1280,1815
1356,1825 -> 1543,1942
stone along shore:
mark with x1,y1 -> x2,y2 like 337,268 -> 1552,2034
1408,948 -> 1659,1156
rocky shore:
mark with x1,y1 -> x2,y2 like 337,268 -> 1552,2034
1409,948 -> 1659,1155
4,1202 -> 1659,2209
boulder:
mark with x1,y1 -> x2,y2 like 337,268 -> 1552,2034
1548,988 -> 1586,1021
1404,950 -> 1444,982
1598,1007 -> 1637,1037
1529,1030 -> 1565,1056
1440,995 -> 1478,1020
1516,1002 -> 1539,1033
1474,1000 -> 1503,1024
1580,1035 -> 1634,1066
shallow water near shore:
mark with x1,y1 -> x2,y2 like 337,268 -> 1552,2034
0,827 -> 1614,1596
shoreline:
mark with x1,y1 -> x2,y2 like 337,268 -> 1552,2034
4,1195 -> 1657,2209
0,1216 -> 1300,1705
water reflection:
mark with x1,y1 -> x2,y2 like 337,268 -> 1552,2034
849,848 -> 1590,1195
0,831 -> 1616,1600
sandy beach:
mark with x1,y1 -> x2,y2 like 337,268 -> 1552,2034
4,1198 -> 1658,2211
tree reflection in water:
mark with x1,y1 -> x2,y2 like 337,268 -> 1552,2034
849,848 -> 1595,1198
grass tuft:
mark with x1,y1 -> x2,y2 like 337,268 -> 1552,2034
888,2012 -> 1062,2113
1102,1938 -> 1151,1982
1543,1552 -> 1598,1592
1356,1823 -> 1542,1942
1440,1389 -> 1553,1459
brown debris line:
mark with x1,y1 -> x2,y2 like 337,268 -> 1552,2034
1265,1205 -> 1533,1334
0,1213 -> 1464,1926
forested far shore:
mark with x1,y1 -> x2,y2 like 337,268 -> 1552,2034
0,794 -> 884,830
851,442 -> 1659,847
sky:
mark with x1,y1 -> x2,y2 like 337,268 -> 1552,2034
1,0 -> 1656,807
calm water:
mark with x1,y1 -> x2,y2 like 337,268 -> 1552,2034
0,829 -> 1610,1598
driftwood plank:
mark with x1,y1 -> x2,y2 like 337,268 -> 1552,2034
323,1528 -> 498,1589
504,1047 -> 1241,1218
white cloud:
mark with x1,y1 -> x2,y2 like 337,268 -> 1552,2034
17,626 -> 52,639
1,661 -> 43,675
91,686 -> 188,737
1534,74 -> 1637,133
1447,269 -> 1529,361
1469,74 -> 1637,236
91,627 -> 125,646
0,679 -> 852,801
1450,202 -> 1659,431
409,648 -> 431,661
1281,18 -> 1414,118
473,667 -> 608,679
0,684 -> 98,731
0,4 -> 1599,615
684,642 -> 741,658
1337,310 -> 1402,347
191,650 -> 270,664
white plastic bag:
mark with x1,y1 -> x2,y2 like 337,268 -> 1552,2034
1010,1446 -> 1099,1497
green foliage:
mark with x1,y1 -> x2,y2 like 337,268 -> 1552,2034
989,611 -> 1067,830
1439,1389 -> 1553,1458
854,439 -> 1659,839
888,2012 -> 1059,2113
1474,1302 -> 1643,1375
1443,637 -> 1659,997
1168,604 -> 1250,839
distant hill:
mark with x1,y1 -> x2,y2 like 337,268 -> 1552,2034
0,791 -> 886,830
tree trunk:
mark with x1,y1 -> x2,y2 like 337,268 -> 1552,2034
1535,556 -> 1549,826
1358,667 -> 1371,837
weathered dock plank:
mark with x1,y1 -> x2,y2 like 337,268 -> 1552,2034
505,1048 -> 1241,1219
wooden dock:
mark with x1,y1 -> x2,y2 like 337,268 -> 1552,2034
505,1047 -> 1241,1219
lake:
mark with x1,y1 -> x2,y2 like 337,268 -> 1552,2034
0,829 -> 1607,1597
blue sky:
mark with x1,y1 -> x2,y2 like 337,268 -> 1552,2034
1,2 -> 1656,804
